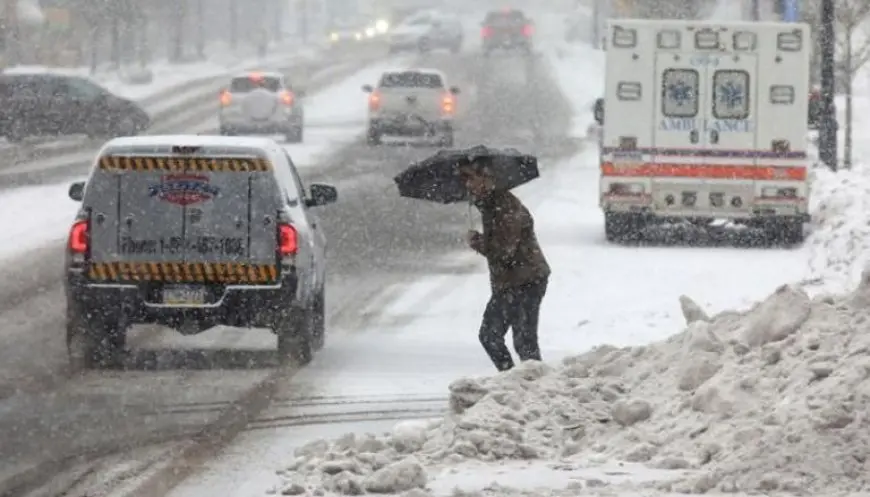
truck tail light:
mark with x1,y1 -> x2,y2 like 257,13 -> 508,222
279,90 -> 294,105
68,220 -> 89,254
481,26 -> 493,38
278,223 -> 298,256
619,136 -> 637,150
219,90 -> 232,106
441,92 -> 454,114
368,90 -> 381,111
522,24 -> 534,36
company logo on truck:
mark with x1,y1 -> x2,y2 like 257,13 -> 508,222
149,174 -> 220,206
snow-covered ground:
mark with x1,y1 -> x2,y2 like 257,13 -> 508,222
152,6 -> 870,497
0,55 -> 414,260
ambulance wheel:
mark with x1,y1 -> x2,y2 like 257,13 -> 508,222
276,304 -> 314,366
604,213 -> 646,242
66,310 -> 127,371
765,217 -> 805,246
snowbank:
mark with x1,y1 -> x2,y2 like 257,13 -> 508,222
804,165 -> 870,294
274,275 -> 870,495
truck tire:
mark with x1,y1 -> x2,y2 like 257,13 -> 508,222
276,305 -> 314,366
604,212 -> 646,242
366,127 -> 382,146
285,125 -> 303,143
311,289 -> 326,351
67,310 -> 127,371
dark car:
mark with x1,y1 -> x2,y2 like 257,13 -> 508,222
0,73 -> 150,142
64,136 -> 337,370
481,9 -> 534,56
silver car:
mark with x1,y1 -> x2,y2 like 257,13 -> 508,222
219,71 -> 306,143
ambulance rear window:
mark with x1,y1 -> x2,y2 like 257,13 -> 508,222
712,70 -> 750,119
661,69 -> 699,118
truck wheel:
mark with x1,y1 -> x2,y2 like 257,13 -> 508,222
276,305 -> 314,366
311,290 -> 326,351
366,127 -> 381,146
285,125 -> 303,143
440,127 -> 454,147
604,212 -> 646,243
67,311 -> 127,371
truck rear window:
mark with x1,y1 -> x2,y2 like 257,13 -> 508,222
485,11 -> 527,24
379,72 -> 444,89
230,76 -> 281,92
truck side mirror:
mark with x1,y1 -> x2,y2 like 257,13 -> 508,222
593,98 -> 604,125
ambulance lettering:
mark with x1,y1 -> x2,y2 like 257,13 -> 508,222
658,118 -> 753,132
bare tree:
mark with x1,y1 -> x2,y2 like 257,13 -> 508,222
834,0 -> 870,168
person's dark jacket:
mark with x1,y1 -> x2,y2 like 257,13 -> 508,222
471,190 -> 550,291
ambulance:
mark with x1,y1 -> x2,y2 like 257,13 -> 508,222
594,19 -> 811,244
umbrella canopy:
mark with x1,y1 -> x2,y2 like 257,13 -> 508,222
393,145 -> 539,204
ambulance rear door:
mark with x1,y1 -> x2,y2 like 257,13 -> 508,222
702,31 -> 758,217
652,49 -> 706,214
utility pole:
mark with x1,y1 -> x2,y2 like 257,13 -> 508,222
819,0 -> 838,170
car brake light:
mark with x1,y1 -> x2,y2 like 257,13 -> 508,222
219,90 -> 231,106
279,90 -> 294,105
481,26 -> 493,37
68,220 -> 89,254
442,92 -> 454,114
522,24 -> 533,36
368,90 -> 381,111
278,223 -> 298,256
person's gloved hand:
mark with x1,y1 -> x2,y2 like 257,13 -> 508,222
467,230 -> 484,252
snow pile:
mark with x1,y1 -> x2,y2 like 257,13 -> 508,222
276,277 -> 870,495
805,165 -> 870,293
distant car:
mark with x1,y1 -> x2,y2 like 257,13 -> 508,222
219,71 -> 305,143
362,69 -> 460,146
328,19 -> 368,46
480,9 -> 535,56
64,135 -> 338,369
0,73 -> 150,143
388,12 -> 463,53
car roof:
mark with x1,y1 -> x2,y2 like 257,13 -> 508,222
391,68 -> 446,77
230,70 -> 283,80
100,135 -> 280,155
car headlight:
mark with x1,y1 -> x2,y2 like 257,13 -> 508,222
375,19 -> 389,33
330,32 -> 339,42
354,32 -> 363,40
365,27 -> 375,37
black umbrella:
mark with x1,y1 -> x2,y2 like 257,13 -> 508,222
393,145 -> 539,204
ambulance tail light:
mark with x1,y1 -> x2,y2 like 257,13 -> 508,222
608,183 -> 644,196
618,136 -> 637,150
772,139 -> 790,153
761,187 -> 798,199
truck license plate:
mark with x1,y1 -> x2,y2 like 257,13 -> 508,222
163,285 -> 206,305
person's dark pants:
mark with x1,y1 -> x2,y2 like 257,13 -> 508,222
478,278 -> 548,371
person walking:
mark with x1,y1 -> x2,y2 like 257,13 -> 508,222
459,159 -> 551,372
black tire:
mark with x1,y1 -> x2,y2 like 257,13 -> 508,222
66,310 -> 127,371
285,125 -> 303,143
276,305 -> 314,366
604,212 -> 646,243
440,128 -> 454,147
311,289 -> 326,351
765,218 -> 805,246
366,127 -> 381,146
